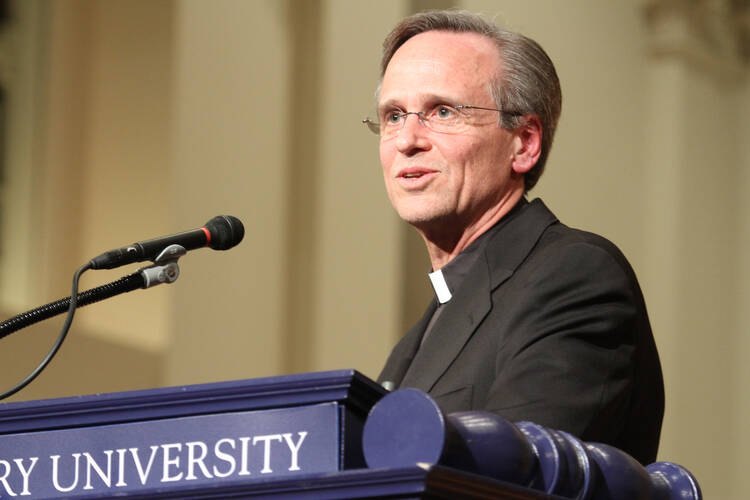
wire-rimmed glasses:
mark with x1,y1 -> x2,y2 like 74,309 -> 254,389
362,104 -> 520,139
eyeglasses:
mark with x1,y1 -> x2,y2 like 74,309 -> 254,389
362,104 -> 520,139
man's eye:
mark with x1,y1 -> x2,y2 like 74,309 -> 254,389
434,106 -> 457,120
385,112 -> 403,124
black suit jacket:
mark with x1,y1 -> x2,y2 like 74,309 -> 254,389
378,199 -> 664,465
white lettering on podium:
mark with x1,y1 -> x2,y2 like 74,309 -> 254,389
16,457 -> 39,496
83,450 -> 113,490
212,439 -> 236,478
0,460 -> 12,497
238,437 -> 251,476
282,432 -> 307,471
253,434 -> 282,474
51,453 -> 80,493
160,443 -> 183,482
0,457 -> 38,496
115,449 -> 127,487
0,424 -> 313,496
185,442 -> 212,480
130,446 -> 159,485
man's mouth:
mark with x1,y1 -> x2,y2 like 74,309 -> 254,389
398,168 -> 436,179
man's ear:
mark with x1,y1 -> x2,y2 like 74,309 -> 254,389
511,115 -> 542,174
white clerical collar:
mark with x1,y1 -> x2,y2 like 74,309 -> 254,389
428,269 -> 452,304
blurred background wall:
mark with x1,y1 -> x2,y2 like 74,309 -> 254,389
0,0 -> 746,497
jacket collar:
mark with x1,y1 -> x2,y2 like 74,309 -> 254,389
393,198 -> 558,392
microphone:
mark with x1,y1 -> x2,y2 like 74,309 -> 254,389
89,215 -> 245,270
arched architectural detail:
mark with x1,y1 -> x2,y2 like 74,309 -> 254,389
644,0 -> 749,80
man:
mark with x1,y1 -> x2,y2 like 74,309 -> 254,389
368,11 -> 664,465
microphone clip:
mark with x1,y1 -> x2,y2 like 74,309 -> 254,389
139,244 -> 187,289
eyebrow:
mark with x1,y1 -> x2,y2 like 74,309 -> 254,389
377,93 -> 461,113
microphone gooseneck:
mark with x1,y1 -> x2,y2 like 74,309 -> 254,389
0,215 -> 244,400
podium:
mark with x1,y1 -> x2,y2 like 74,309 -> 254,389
0,370 -> 699,499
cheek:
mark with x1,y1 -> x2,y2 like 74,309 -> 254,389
379,143 -> 397,200
442,138 -> 481,178
379,142 -> 394,171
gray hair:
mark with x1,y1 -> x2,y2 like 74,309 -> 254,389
381,10 -> 562,192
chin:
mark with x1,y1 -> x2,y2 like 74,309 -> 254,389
390,194 -> 452,226
396,206 -> 449,228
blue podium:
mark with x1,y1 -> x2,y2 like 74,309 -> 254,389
0,370 -> 699,499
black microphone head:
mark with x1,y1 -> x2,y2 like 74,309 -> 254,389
204,215 -> 244,250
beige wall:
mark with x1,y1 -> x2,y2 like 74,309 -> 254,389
0,0 -> 747,497
309,0 -> 404,376
736,78 -> 750,494
75,0 -> 175,353
166,0 -> 291,384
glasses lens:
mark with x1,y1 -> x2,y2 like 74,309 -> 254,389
364,106 -> 474,137
423,105 -> 462,133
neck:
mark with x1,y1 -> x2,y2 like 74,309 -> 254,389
419,190 -> 524,270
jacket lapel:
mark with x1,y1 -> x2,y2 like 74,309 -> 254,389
399,258 -> 504,392
377,299 -> 437,386
398,198 -> 558,393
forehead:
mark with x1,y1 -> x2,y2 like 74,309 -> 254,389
380,31 -> 501,106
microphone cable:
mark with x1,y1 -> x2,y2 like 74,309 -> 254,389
0,262 -> 93,401
0,215 -> 244,401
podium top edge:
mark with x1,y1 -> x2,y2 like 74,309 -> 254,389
0,369 -> 387,434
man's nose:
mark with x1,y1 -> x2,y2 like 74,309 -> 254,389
395,114 -> 430,154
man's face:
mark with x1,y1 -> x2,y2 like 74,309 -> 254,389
379,31 -> 522,235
